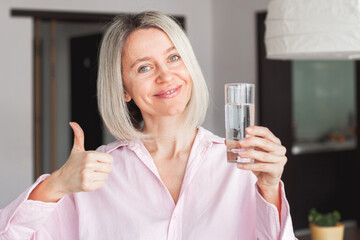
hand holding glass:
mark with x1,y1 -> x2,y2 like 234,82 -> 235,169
225,83 -> 255,163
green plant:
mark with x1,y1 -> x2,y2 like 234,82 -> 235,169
308,208 -> 341,227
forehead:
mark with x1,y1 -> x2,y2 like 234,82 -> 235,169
122,28 -> 175,59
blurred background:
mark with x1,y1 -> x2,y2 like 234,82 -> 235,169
0,0 -> 359,237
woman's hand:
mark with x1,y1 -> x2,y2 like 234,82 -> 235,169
235,126 -> 287,190
226,126 -> 287,213
29,122 -> 114,202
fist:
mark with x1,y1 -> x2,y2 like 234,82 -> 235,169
55,122 -> 114,194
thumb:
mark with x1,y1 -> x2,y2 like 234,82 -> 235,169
69,122 -> 85,152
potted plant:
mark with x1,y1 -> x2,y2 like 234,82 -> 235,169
308,208 -> 344,240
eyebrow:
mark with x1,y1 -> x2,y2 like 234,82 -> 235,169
130,46 -> 177,69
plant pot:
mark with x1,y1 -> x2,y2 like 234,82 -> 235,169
310,222 -> 344,240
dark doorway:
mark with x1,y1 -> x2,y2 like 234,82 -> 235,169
70,33 -> 103,150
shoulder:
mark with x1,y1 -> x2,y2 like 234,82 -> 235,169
197,127 -> 224,145
96,140 -> 129,154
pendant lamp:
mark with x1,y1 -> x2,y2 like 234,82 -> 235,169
265,0 -> 360,60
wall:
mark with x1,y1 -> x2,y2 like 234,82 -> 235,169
0,0 -> 269,209
0,1 -> 33,207
212,0 -> 269,136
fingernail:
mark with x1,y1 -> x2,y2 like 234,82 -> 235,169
239,139 -> 246,145
238,151 -> 247,157
237,163 -> 243,168
246,127 -> 253,133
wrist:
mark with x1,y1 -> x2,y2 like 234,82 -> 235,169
258,182 -> 280,195
257,182 -> 281,215
257,182 -> 282,224
28,171 -> 67,202
47,170 -> 68,200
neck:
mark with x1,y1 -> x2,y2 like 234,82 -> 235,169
141,115 -> 197,160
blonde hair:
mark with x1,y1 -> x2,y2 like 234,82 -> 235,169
97,11 -> 209,140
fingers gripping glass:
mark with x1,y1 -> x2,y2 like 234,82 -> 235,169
225,83 -> 255,163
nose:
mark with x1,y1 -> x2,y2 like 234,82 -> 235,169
156,64 -> 173,83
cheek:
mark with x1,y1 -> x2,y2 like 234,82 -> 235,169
175,66 -> 192,93
129,81 -> 153,103
180,66 -> 192,82
123,74 -> 144,97
181,68 -> 192,92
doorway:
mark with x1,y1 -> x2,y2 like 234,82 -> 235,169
71,33 -> 103,151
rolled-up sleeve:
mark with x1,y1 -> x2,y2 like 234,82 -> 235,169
0,174 -> 62,240
255,181 -> 297,240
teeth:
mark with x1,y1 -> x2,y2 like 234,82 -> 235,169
165,89 -> 175,94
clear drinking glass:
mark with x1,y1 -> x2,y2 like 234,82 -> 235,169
225,83 -> 255,163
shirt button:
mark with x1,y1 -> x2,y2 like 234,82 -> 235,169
172,215 -> 177,220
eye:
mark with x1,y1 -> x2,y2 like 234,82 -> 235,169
138,65 -> 151,73
169,55 -> 181,62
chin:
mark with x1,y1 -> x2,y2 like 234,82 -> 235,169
165,109 -> 186,116
162,105 -> 187,117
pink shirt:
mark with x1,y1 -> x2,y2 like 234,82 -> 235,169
0,127 -> 296,239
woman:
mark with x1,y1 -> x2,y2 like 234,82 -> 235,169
0,11 -> 296,239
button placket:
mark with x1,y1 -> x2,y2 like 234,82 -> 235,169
168,197 -> 184,240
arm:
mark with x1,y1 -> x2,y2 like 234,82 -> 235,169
29,122 -> 113,203
227,126 -> 296,238
255,181 -> 297,239
257,182 -> 281,222
0,175 -> 59,240
227,126 -> 286,221
0,175 -> 80,240
28,172 -> 66,203
0,122 -> 113,239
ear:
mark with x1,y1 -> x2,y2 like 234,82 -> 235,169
124,92 -> 132,102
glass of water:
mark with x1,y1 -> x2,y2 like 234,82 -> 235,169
225,83 -> 255,163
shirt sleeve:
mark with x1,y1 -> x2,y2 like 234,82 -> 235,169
0,174 -> 65,240
255,181 -> 298,240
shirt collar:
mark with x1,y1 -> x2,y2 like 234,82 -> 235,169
103,127 -> 224,154
196,127 -> 225,145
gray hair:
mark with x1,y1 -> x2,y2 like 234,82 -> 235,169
97,11 -> 209,140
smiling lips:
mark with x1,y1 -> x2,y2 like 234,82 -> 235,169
154,85 -> 182,98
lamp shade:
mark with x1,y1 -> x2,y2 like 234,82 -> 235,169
265,0 -> 360,60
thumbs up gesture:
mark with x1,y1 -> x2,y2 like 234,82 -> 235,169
28,122 -> 114,202
57,122 -> 114,193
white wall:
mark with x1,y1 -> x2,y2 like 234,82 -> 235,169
0,0 -> 269,208
0,1 -> 33,207
212,0 -> 269,136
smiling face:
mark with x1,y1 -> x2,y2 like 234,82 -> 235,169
121,27 -> 192,123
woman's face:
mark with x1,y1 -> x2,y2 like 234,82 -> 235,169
121,27 -> 192,122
